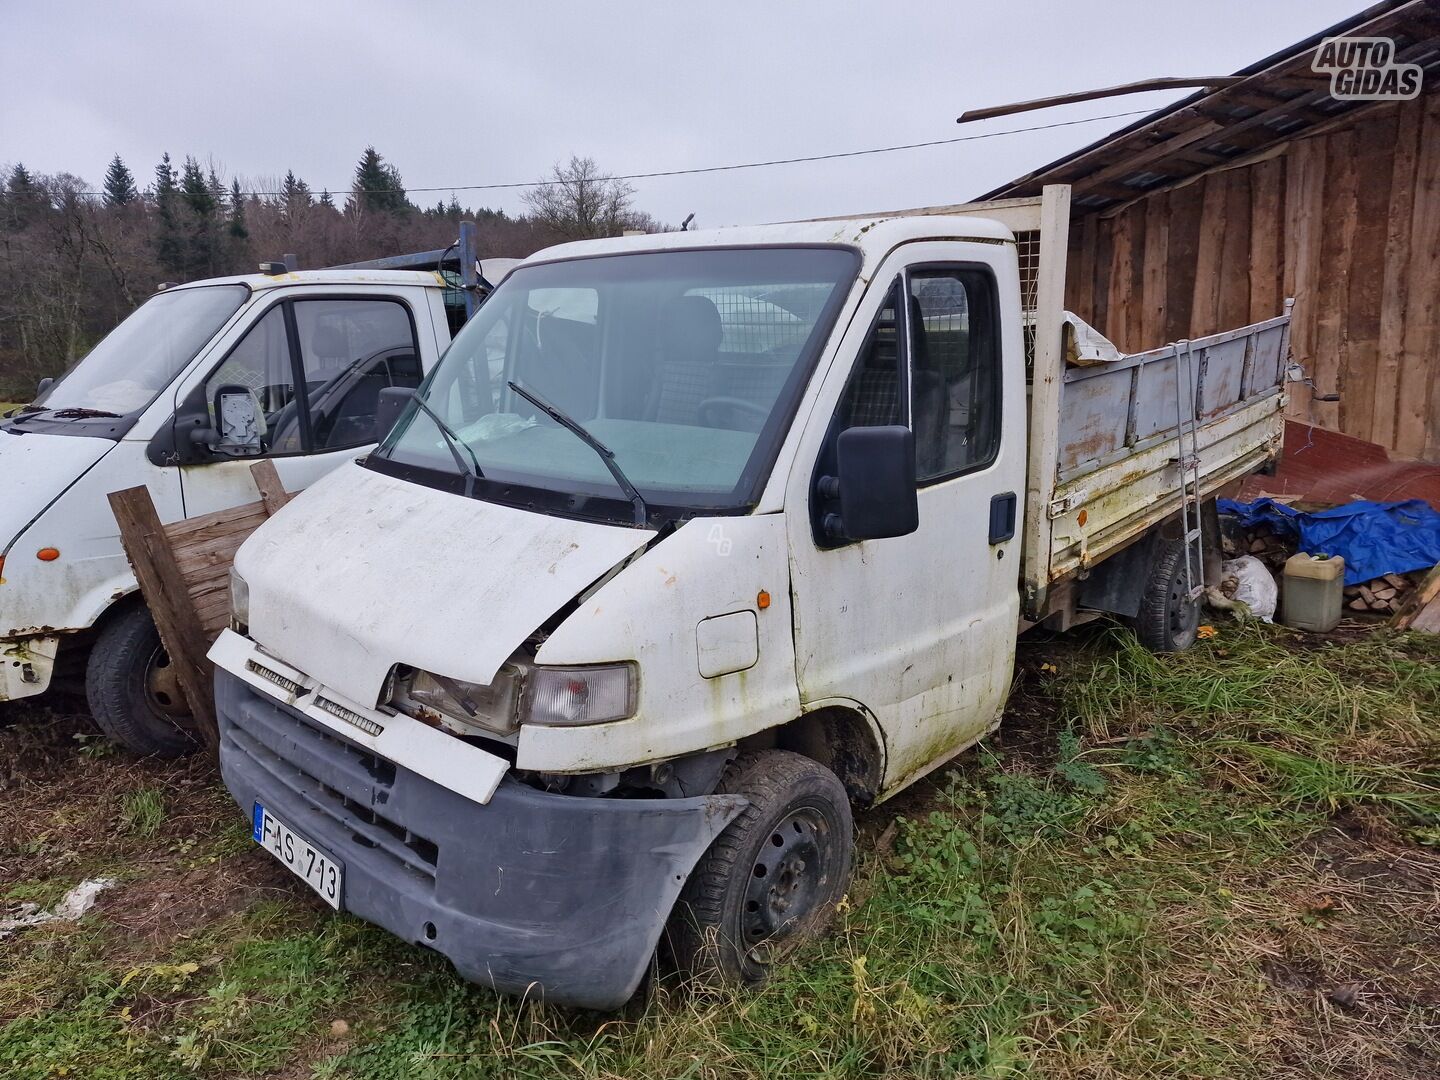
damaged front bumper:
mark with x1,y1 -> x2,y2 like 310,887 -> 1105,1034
215,668 -> 745,1010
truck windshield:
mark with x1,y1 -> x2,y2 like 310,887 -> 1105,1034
373,246 -> 857,519
29,284 -> 248,418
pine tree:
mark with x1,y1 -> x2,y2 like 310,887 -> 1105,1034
318,189 -> 335,209
228,178 -> 248,240
102,155 -> 138,207
3,163 -> 43,230
180,156 -> 220,277
280,170 -> 312,226
351,146 -> 408,215
153,153 -> 184,275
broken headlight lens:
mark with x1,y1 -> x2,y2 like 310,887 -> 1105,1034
229,567 -> 249,633
522,663 -> 637,727
396,666 -> 522,736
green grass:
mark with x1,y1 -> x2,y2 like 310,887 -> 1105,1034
2,625 -> 1437,1078
119,787 -> 166,838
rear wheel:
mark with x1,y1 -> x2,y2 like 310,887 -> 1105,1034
667,750 -> 853,986
1129,536 -> 1201,653
85,605 -> 197,757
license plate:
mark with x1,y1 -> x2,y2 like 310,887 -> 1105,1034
252,803 -> 342,909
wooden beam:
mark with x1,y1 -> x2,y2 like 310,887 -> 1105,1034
1372,98 -> 1424,449
956,77 -> 1243,124
1343,107 -> 1400,443
109,486 -> 220,750
250,460 -> 292,516
1396,92 -> 1440,459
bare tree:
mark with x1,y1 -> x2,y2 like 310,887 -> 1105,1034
522,156 -> 655,241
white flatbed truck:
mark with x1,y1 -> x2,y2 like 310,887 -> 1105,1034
209,186 -> 1290,1008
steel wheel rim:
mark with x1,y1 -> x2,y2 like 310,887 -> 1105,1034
1169,563 -> 1200,643
144,645 -> 189,719
741,806 -> 833,958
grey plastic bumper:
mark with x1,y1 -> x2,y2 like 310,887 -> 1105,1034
215,669 -> 744,1010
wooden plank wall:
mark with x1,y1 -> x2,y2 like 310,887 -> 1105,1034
1064,93 -> 1440,462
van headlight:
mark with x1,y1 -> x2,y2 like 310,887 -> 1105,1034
229,567 -> 249,633
522,663 -> 637,727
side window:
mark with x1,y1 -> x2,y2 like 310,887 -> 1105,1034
205,304 -> 296,442
909,269 -> 1000,482
291,299 -> 420,451
835,280 -> 906,430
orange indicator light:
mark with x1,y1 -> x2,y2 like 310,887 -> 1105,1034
37,548 -> 60,562
757,590 -> 771,610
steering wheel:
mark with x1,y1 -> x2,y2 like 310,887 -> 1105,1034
697,396 -> 769,429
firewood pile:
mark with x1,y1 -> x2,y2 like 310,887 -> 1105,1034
1219,518 -> 1430,618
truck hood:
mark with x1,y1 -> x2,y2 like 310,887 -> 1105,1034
0,429 -> 115,555
237,462 -> 656,708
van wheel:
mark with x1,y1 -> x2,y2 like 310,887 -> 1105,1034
1129,537 -> 1200,653
667,750 -> 853,986
85,605 -> 197,757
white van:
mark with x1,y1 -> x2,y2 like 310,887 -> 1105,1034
209,191 -> 1290,1008
0,267 -> 473,752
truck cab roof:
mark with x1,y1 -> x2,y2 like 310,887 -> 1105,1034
164,268 -> 450,294
522,214 -> 1016,272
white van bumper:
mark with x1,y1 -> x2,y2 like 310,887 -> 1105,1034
0,635 -> 60,702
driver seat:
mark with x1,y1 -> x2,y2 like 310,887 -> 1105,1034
654,295 -> 723,426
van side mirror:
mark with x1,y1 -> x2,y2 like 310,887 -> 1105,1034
376,386 -> 416,439
36,377 -> 53,398
200,384 -> 264,457
823,426 -> 919,541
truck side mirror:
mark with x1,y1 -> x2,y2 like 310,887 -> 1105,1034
376,386 -> 416,439
827,426 -> 919,541
202,384 -> 264,457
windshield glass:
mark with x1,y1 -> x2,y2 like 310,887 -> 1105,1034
34,285 -> 249,415
374,246 -> 857,516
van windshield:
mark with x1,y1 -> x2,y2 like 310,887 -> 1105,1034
29,284 -> 248,418
372,246 -> 857,519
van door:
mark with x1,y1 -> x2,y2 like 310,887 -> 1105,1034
178,291 -> 430,516
784,243 -> 1027,794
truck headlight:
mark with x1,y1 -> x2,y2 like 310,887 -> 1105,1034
229,567 -> 249,632
400,666 -> 522,736
522,663 -> 637,727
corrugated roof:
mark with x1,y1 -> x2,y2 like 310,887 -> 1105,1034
980,0 -> 1440,210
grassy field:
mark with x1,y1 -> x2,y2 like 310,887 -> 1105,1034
2,624 -> 1437,1079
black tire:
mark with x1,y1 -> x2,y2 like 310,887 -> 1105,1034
1129,536 -> 1201,653
85,604 -> 197,757
667,750 -> 853,986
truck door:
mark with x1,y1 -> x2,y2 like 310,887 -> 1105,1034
178,292 -> 430,516
785,243 -> 1028,793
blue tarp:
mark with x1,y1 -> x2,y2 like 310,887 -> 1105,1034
1218,498 -> 1440,585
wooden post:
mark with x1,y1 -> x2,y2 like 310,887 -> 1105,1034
108,486 -> 220,749
250,460 -> 292,516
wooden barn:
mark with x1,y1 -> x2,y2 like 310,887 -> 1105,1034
982,0 -> 1440,464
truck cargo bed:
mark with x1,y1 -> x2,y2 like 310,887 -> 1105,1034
1038,313 -> 1291,587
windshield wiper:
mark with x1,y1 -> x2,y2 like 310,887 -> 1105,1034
51,407 -> 123,419
508,380 -> 648,527
407,395 -> 484,497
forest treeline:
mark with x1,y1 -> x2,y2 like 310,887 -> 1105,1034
0,148 -> 658,398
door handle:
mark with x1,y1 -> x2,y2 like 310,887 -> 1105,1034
989,491 -> 1017,544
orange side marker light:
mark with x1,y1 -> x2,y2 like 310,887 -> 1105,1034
757,590 -> 771,610
37,548 -> 60,562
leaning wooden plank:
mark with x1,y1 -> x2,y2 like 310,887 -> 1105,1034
108,486 -> 220,749
1391,563 -> 1440,632
250,460 -> 292,516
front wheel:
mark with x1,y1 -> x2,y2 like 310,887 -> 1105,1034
85,604 -> 197,757
667,750 -> 853,986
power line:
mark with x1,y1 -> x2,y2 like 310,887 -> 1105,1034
67,109 -> 1153,199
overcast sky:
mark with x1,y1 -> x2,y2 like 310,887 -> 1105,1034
2,0 -> 1363,232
